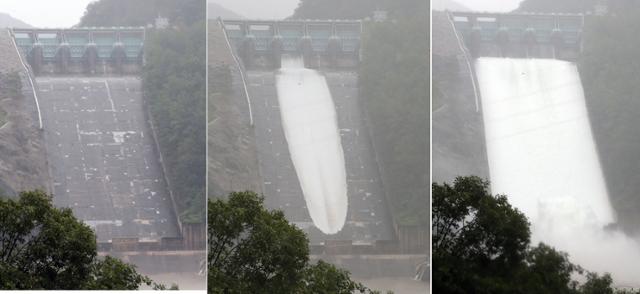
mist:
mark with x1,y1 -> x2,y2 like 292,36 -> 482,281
208,0 -> 299,19
0,0 -> 96,27
451,0 -> 522,12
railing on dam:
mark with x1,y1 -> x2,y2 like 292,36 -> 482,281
450,12 -> 583,60
11,27 -> 145,75
222,19 -> 361,68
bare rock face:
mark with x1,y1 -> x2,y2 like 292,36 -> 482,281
0,30 -> 50,196
207,20 -> 262,198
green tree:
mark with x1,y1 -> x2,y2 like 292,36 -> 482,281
208,191 -> 381,293
579,272 -> 614,294
579,6 -> 640,234
0,191 -> 162,290
79,0 -> 204,27
208,191 -> 308,293
433,176 -> 618,294
433,176 -> 530,293
143,22 -> 206,224
302,260 -> 376,294
520,243 -> 580,294
359,7 -> 428,227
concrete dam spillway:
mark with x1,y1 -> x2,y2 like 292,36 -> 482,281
221,17 -> 394,244
276,56 -> 348,234
37,77 -> 179,242
475,58 -> 640,282
476,58 -> 614,224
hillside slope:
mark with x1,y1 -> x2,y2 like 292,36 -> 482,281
0,13 -> 32,28
207,20 -> 261,198
0,30 -> 49,196
207,1 -> 244,19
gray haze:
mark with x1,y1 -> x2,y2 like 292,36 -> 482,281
0,12 -> 33,28
454,0 -> 523,12
0,0 -> 96,28
208,0 -> 299,20
432,0 -> 471,11
208,2 -> 245,19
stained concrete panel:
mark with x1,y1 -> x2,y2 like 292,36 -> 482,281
37,77 -> 179,242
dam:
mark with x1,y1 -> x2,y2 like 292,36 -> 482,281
9,27 -> 186,248
12,27 -> 144,75
7,26 -> 205,287
444,11 -> 640,283
220,19 -> 395,245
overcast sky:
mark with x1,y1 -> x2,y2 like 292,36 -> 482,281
0,0 -> 97,28
455,0 -> 523,12
209,0 -> 299,19
0,0 -> 524,27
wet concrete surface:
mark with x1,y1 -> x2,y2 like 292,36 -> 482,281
37,76 -> 179,242
247,70 -> 394,244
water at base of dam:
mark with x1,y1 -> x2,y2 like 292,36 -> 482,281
476,57 -> 640,284
275,56 -> 348,234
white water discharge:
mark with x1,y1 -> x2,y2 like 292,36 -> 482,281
476,57 -> 640,284
275,56 -> 348,234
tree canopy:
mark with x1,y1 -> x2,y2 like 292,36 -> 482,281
579,5 -> 640,235
359,9 -> 428,227
433,176 -> 617,294
79,0 -> 204,27
208,191 -> 383,293
0,191 -> 163,290
143,22 -> 206,223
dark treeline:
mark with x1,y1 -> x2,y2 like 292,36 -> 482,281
79,0 -> 206,223
79,0 -> 204,27
433,176 -> 623,294
208,192 -> 386,294
0,191 -> 175,290
580,6 -> 640,234
359,10 -> 429,226
143,23 -> 206,223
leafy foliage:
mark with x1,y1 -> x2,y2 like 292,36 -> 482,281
359,10 -> 428,226
433,176 -> 618,293
208,191 -> 308,293
0,191 -> 161,290
579,7 -> 640,234
433,176 -> 530,293
208,191 -> 381,293
143,23 -> 206,223
85,256 -> 154,290
79,0 -> 204,27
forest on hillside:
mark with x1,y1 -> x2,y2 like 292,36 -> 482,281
579,6 -> 640,234
80,0 -> 206,223
360,13 -> 429,227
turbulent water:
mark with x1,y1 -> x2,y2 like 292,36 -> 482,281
275,56 -> 348,234
476,58 -> 640,284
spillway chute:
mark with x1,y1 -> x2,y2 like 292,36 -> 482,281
275,56 -> 348,234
